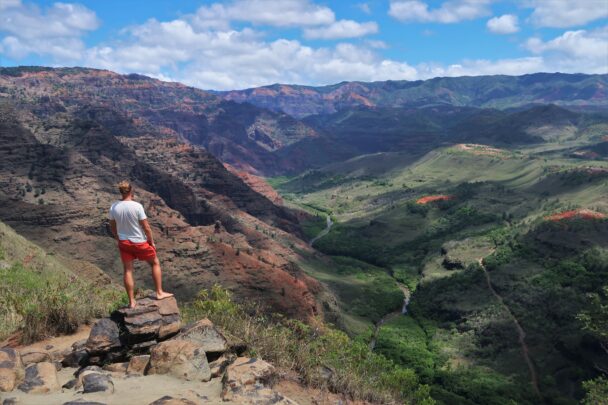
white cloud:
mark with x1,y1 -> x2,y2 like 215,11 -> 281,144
303,20 -> 378,40
193,0 -> 334,28
0,1 -> 99,60
528,0 -> 608,28
487,14 -> 518,34
357,3 -> 372,14
389,0 -> 492,23
524,26 -> 608,73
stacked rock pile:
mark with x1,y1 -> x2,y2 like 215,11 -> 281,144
0,297 -> 298,404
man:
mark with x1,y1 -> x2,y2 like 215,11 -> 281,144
109,180 -> 173,308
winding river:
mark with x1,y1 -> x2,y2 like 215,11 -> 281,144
309,214 -> 333,246
369,282 -> 410,351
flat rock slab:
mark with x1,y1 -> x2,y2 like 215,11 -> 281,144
147,340 -> 211,382
0,347 -> 24,392
18,362 -> 59,394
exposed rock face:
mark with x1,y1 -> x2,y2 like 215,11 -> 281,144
0,97 -> 323,320
18,362 -> 59,394
147,340 -> 211,382
0,348 -> 24,392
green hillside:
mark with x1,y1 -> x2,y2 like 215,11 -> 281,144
0,220 -> 122,343
275,140 -> 608,404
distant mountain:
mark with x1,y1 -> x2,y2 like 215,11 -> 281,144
218,73 -> 608,118
0,66 -> 319,175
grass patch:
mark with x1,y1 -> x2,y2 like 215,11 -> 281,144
182,285 -> 435,404
0,260 -> 124,343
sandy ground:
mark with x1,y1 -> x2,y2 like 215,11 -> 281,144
1,369 -> 226,404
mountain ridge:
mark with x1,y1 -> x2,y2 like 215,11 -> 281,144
218,72 -> 608,118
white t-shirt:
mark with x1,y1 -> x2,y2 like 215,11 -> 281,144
108,200 -> 148,243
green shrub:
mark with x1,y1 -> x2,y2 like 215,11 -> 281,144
183,285 -> 434,404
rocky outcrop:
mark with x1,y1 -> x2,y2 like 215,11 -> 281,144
3,299 -> 299,403
0,348 -> 24,392
85,297 -> 181,364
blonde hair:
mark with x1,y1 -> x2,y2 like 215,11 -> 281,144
117,180 -> 132,196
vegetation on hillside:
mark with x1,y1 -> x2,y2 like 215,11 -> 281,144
0,221 -> 123,343
182,285 -> 435,404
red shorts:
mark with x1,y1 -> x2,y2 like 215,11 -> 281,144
118,240 -> 156,262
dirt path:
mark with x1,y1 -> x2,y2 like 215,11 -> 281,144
478,258 -> 542,399
369,282 -> 410,351
309,215 -> 333,246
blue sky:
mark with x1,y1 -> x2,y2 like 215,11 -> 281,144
1,0 -> 607,89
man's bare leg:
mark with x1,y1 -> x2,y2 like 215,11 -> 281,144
122,260 -> 137,308
147,256 -> 173,299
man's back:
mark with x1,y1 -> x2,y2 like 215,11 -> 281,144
109,200 -> 147,243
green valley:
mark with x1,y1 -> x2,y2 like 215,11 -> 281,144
276,135 -> 608,404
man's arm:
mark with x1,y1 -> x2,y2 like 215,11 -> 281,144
110,220 -> 119,240
140,219 -> 155,248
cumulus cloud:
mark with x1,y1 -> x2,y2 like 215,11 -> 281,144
0,1 -> 99,60
524,26 -> 608,73
303,20 -> 378,39
528,0 -> 608,28
487,14 -> 518,34
193,0 -> 334,28
389,0 -> 492,23
84,16 -> 415,90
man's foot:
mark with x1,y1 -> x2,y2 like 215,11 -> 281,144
128,301 -> 137,309
154,291 -> 174,300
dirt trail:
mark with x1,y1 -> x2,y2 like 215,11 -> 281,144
369,282 -> 410,351
478,258 -> 542,399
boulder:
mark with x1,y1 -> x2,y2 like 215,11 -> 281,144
147,340 -> 211,382
61,349 -> 89,368
148,397 -> 198,405
19,349 -> 51,366
0,347 -> 24,392
176,319 -> 227,353
82,372 -> 114,394
127,355 -> 150,375
2,398 -> 18,405
221,357 -> 276,401
85,318 -> 121,354
18,362 -> 59,394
